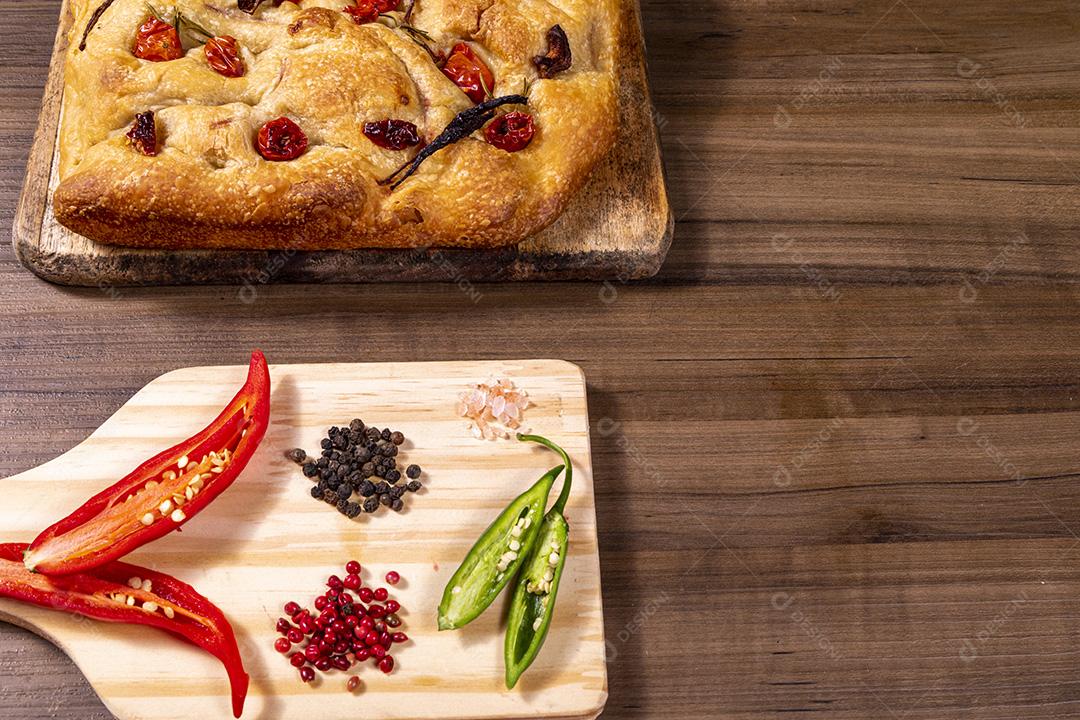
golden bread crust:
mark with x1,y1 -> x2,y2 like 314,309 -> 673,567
53,0 -> 618,249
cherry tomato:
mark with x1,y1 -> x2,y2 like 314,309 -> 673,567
126,111 -> 158,156
441,42 -> 494,104
343,0 -> 380,24
256,117 -> 308,161
363,119 -> 421,150
204,35 -> 246,78
132,17 -> 183,62
484,111 -> 534,152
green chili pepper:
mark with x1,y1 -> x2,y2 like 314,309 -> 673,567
437,464 -> 562,631
504,433 -> 573,688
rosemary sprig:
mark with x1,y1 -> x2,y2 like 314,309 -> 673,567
145,3 -> 214,46
176,10 -> 214,41
478,71 -> 493,101
79,0 -> 119,51
144,1 -> 168,23
388,17 -> 442,64
379,94 -> 528,190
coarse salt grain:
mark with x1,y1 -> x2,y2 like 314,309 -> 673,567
457,377 -> 531,441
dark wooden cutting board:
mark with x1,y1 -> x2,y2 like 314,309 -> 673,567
12,0 -> 672,286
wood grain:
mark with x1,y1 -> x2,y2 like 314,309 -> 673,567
11,0 -> 672,285
0,359 -> 606,720
3,0 -> 1080,718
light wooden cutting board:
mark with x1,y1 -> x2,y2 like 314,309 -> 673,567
12,0 -> 671,285
0,359 -> 607,719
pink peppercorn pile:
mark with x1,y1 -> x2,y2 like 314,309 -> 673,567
274,561 -> 409,688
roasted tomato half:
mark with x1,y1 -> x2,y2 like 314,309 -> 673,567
485,111 -> 535,152
441,42 -> 494,104
205,35 -> 246,77
363,119 -> 421,150
343,0 -> 380,24
133,17 -> 183,62
256,117 -> 309,161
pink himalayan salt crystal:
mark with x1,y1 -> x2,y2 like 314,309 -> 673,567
457,377 -> 531,441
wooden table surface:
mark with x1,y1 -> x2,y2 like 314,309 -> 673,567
2,0 -> 1080,718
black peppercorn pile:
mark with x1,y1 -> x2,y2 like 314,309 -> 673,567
286,419 -> 423,519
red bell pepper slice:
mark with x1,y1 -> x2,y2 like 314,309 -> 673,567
24,351 -> 271,576
0,542 -> 249,717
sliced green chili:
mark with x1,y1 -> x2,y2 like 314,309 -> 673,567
515,433 -> 572,515
437,464 -> 562,631
504,433 -> 574,688
505,511 -> 568,688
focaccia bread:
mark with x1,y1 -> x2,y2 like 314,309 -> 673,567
53,0 -> 619,249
